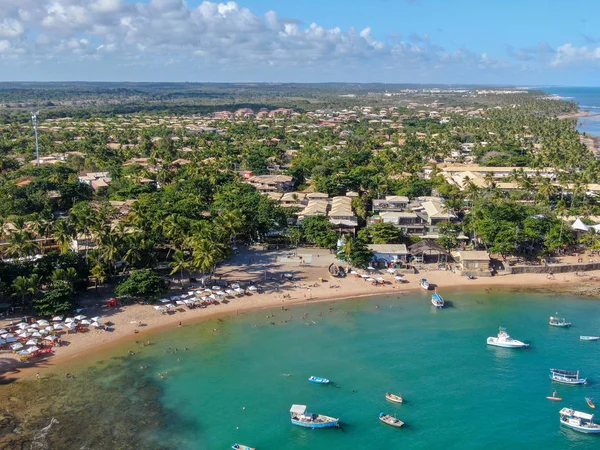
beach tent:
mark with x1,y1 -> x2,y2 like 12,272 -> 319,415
387,268 -> 396,274
571,218 -> 590,232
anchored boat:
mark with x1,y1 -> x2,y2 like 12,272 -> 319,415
486,327 -> 528,348
550,369 -> 587,385
308,376 -> 330,384
289,404 -> 339,429
385,393 -> 403,404
580,336 -> 599,341
232,444 -> 255,450
559,408 -> 600,433
587,397 -> 596,409
419,278 -> 430,290
431,291 -> 444,308
379,413 -> 404,428
549,316 -> 571,327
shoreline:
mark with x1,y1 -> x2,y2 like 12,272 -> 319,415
3,264 -> 600,382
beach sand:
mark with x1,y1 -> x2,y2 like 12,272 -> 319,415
2,247 -> 599,381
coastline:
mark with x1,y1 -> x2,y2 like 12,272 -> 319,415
3,259 -> 600,382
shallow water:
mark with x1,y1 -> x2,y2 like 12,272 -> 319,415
3,289 -> 600,449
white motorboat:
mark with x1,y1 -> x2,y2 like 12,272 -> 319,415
580,336 -> 599,341
559,408 -> 600,433
486,327 -> 529,348
549,316 -> 571,327
419,278 -> 430,290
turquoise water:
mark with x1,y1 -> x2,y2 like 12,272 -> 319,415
541,86 -> 600,140
120,290 -> 600,449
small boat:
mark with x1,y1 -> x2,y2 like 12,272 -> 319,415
486,327 -> 529,348
431,291 -> 444,308
559,408 -> 600,433
385,393 -> 403,404
465,273 -> 476,280
587,397 -> 596,409
580,336 -> 600,341
550,369 -> 587,385
308,376 -> 330,384
232,444 -> 255,450
379,413 -> 404,427
420,278 -> 430,290
549,316 -> 571,327
290,404 -> 339,429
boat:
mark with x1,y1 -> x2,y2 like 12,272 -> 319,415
486,327 -> 529,348
419,278 -> 430,290
547,391 -> 562,401
559,408 -> 600,433
232,444 -> 255,450
431,291 -> 444,308
550,369 -> 587,385
549,316 -> 571,327
580,336 -> 600,341
290,404 -> 339,429
587,397 -> 596,409
379,413 -> 404,428
308,376 -> 330,384
385,393 -> 403,404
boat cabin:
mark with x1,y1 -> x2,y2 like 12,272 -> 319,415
290,404 -> 308,419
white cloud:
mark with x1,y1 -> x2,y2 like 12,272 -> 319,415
551,43 -> 600,66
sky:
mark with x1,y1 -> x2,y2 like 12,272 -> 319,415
1,0 -> 600,85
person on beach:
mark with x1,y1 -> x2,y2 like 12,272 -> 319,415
178,321 -> 182,327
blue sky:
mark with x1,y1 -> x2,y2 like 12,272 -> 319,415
1,0 -> 600,84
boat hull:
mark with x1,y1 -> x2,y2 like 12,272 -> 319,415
580,336 -> 600,341
487,338 -> 528,348
291,418 -> 339,429
560,421 -> 600,433
385,394 -> 403,404
308,376 -> 330,384
232,445 -> 255,450
379,417 -> 404,427
549,323 -> 571,328
550,376 -> 587,385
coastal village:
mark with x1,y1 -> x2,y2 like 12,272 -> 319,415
1,88 -> 600,389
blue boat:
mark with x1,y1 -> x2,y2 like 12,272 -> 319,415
308,376 -> 330,384
420,278 -> 430,290
431,292 -> 444,308
290,404 -> 339,429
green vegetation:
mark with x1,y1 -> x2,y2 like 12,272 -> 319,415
114,269 -> 167,301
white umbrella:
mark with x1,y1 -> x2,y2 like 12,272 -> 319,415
170,296 -> 180,301
25,339 -> 38,346
209,294 -> 217,300
360,274 -> 369,278
366,278 -> 376,282
165,303 -> 175,309
36,320 -> 50,327
65,318 -> 75,323
216,291 -> 226,296
44,335 -> 57,342
234,287 -> 244,294
395,275 -> 405,280
91,316 -> 102,322
27,346 -> 40,353
248,286 -> 258,291
91,322 -> 103,328
175,300 -> 186,305
231,283 -> 240,289
79,320 -> 91,326
17,350 -> 29,356
188,291 -> 196,296
0,328 -> 7,334
367,266 -> 375,271
350,271 -> 358,275
18,331 -> 30,338
52,316 -> 63,322
154,305 -> 164,311
284,273 -> 293,278
226,289 -> 235,295
53,324 -> 64,330
74,315 -> 86,321
211,286 -> 220,291
28,324 -> 39,329
39,329 -> 49,336
204,288 -> 212,292
45,326 -> 54,332
31,331 -> 42,338
17,323 -> 28,329
65,322 -> 77,329
159,298 -> 170,303
376,277 -> 385,281
11,343 -> 23,351
183,299 -> 194,305
0,338 -> 5,345
387,268 -> 396,274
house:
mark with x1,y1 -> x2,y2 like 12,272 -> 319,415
247,175 -> 294,193
451,250 -> 491,272
368,244 -> 409,264
421,201 -> 456,225
329,196 -> 357,232
372,196 -> 410,212
297,200 -> 329,220
79,172 -> 112,191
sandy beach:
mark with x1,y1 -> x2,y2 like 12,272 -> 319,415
2,247 -> 600,381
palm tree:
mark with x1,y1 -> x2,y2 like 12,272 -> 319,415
169,250 -> 190,283
90,264 -> 106,290
12,276 -> 33,309
191,238 -> 226,275
53,219 -> 75,254
5,230 -> 39,258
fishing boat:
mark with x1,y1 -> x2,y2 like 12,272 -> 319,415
559,408 -> 600,433
431,291 -> 444,308
550,369 -> 587,385
419,278 -> 430,290
385,393 -> 403,404
549,316 -> 571,327
587,397 -> 596,409
547,391 -> 562,401
289,404 -> 339,429
580,336 -> 600,341
232,444 -> 255,450
308,376 -> 330,384
379,413 -> 404,428
486,327 -> 529,348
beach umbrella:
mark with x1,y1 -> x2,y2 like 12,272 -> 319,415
366,278 -> 376,282
367,266 -> 375,271
6,336 -> 17,343
45,326 -> 54,331
159,298 -> 170,303
65,322 -> 77,329
0,338 -> 5,345
226,289 -> 235,296
11,343 -> 23,351
25,339 -> 38,346
376,277 -> 385,282
395,275 -> 405,281
17,331 -> 30,338
209,294 -> 217,300
74,315 -> 86,321
91,322 -> 103,328
39,329 -> 49,336
0,328 -> 7,334
91,316 -> 102,322
231,283 -> 240,289
350,271 -> 358,275
36,320 -> 50,327
216,291 -> 226,296
176,300 -> 186,305
28,323 -> 39,328
31,331 -> 42,338
27,346 -> 40,353
387,268 -> 396,274
188,291 -> 196,296
170,296 -> 180,301
44,335 -> 57,342
52,316 -> 63,322
360,274 -> 369,278
17,323 -> 29,329
53,324 -> 64,330
17,350 -> 29,356
234,287 -> 244,295
211,286 -> 220,291
154,305 -> 164,311
248,286 -> 258,291
65,318 -> 75,323
79,320 -> 91,326
284,273 -> 293,278
164,303 -> 175,309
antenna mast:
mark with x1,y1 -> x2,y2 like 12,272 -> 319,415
31,111 -> 40,167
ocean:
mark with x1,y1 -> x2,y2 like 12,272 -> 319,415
8,290 -> 600,449
541,86 -> 600,139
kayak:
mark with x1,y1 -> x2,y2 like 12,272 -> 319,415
586,397 -> 596,408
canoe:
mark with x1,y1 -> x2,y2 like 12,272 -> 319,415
379,413 -> 404,427
232,444 -> 255,450
385,393 -> 403,404
587,397 -> 596,409
547,396 -> 563,401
